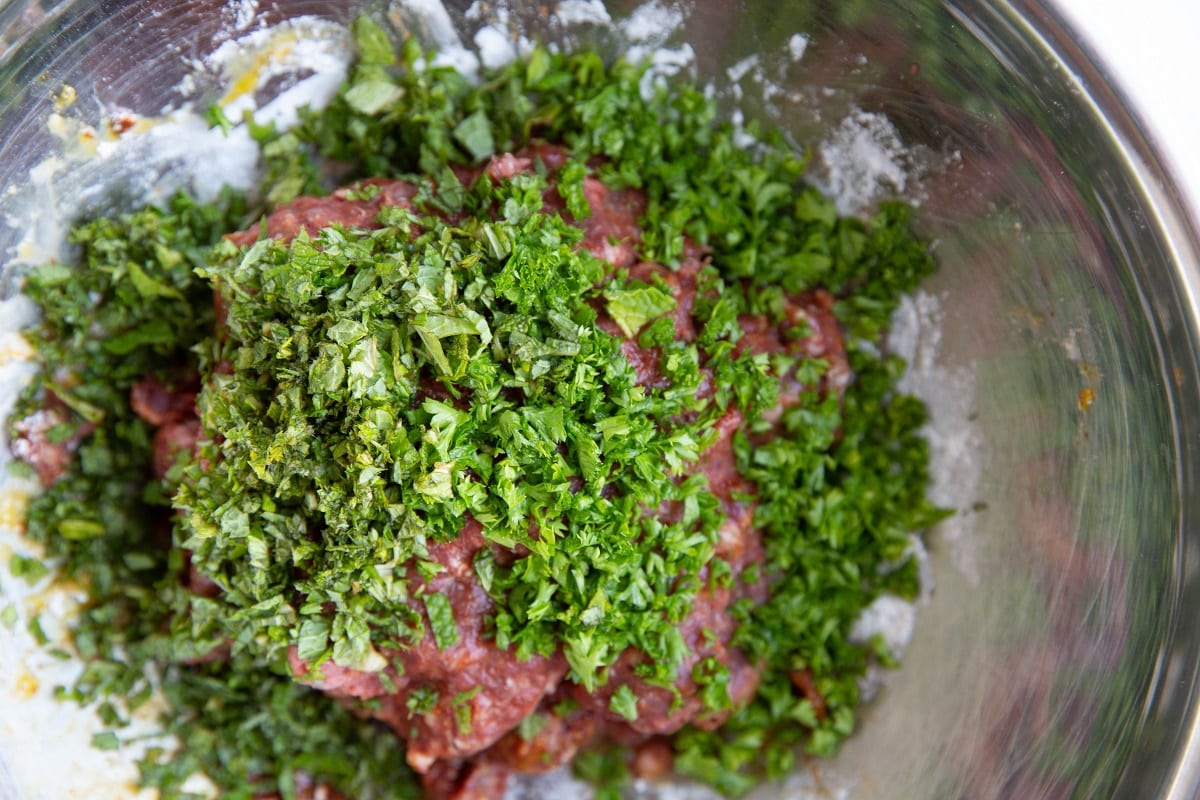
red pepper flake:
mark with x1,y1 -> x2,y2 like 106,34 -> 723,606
109,110 -> 139,136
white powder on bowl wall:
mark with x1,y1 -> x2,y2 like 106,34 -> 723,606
814,108 -> 910,216
621,0 -> 686,43
552,0 -> 614,26
891,291 -> 985,583
1,15 -> 350,273
788,32 -> 809,61
222,0 -> 259,33
0,3 -> 979,799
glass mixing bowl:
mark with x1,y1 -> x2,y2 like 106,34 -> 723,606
1,1 -> 1198,798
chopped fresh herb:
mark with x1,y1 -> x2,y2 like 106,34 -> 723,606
517,711 -> 549,741
573,745 -> 629,800
453,686 -> 482,735
609,684 -> 640,722
27,614 -> 48,646
603,283 -> 677,338
91,731 -> 121,751
453,109 -> 496,162
9,552 -> 49,584
407,686 -> 439,716
693,656 -> 733,713
423,594 -> 459,652
9,22 -> 942,800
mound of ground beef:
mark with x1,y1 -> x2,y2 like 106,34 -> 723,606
15,143 -> 848,800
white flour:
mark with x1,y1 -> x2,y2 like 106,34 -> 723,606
622,0 -> 685,42
0,2 -> 979,799
2,15 -> 349,273
891,291 -> 984,583
787,33 -> 809,61
552,0 -> 613,26
221,0 -> 260,33
815,109 -> 911,216
0,297 -> 205,800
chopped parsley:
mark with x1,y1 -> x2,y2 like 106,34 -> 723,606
9,16 -> 944,800
610,685 -> 640,722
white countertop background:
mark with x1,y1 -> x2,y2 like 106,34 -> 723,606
1054,0 -> 1200,221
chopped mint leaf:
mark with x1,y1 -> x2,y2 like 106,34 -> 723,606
92,731 -> 121,751
609,684 -> 639,721
344,78 -> 404,115
424,594 -> 459,651
603,283 -> 677,338
453,109 -> 495,162
351,16 -> 396,66
9,553 -> 49,584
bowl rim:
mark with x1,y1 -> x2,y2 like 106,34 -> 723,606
1,1 -> 1199,797
1017,1 -> 1200,797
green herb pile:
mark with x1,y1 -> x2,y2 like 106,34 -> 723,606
11,17 -> 944,800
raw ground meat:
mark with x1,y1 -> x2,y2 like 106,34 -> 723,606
231,144 -> 849,795
20,143 -> 848,799
253,772 -> 347,800
287,518 -> 569,774
10,399 -> 94,485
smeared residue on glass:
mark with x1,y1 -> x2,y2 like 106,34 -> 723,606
891,291 -> 984,585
